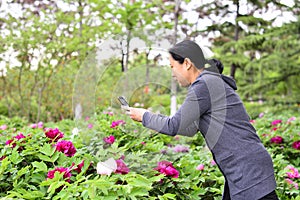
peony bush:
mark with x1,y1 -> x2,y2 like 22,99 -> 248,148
0,110 -> 299,199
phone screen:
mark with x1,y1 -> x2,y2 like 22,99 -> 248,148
118,96 -> 129,107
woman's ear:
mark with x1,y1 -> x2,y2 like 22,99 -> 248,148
185,58 -> 192,70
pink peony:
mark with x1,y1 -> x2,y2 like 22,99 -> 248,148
196,164 -> 205,171
47,167 -> 72,182
270,136 -> 283,144
45,128 -> 64,141
115,159 -> 130,175
172,145 -> 189,153
154,160 -> 179,178
259,112 -> 264,118
55,140 -> 77,157
110,120 -> 125,128
285,178 -> 299,190
87,123 -> 93,129
250,120 -> 256,124
211,160 -> 216,166
286,165 -> 300,179
271,119 -> 282,126
292,141 -> 300,150
30,123 -> 37,128
0,124 -> 7,130
103,135 -> 115,144
37,122 -> 43,128
5,133 -> 26,148
287,117 -> 296,123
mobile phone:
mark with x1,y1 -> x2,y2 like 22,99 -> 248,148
118,96 -> 129,107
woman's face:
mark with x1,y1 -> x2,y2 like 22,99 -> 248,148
169,55 -> 190,87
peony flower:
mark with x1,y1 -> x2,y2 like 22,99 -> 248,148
172,145 -> 189,153
285,178 -> 299,190
250,120 -> 256,124
211,160 -> 216,166
96,158 -> 117,175
47,167 -> 72,182
5,133 -> 26,148
286,165 -> 300,179
55,140 -> 77,157
287,117 -> 296,123
87,123 -> 93,129
196,164 -> 205,171
115,159 -> 130,175
103,135 -> 115,144
45,128 -> 64,142
103,111 -> 114,116
270,136 -> 283,144
292,140 -> 300,150
259,112 -> 264,118
110,120 -> 125,128
0,124 -> 7,130
271,119 -> 282,126
37,122 -> 43,128
154,160 -> 179,178
73,160 -> 85,173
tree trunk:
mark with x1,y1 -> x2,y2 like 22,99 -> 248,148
230,0 -> 240,79
170,0 -> 181,116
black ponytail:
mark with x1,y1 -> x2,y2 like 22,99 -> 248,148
206,58 -> 224,74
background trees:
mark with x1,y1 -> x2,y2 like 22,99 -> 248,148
0,0 -> 299,122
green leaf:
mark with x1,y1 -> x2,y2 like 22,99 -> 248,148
32,161 -> 48,172
0,157 -> 10,175
37,154 -> 52,162
40,143 -> 56,157
10,149 -> 22,164
16,165 -> 30,180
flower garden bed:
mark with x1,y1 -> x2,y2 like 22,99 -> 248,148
0,111 -> 299,199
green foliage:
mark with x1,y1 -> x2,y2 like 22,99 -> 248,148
1,109 -> 300,199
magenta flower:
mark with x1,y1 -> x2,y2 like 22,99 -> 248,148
55,140 -> 77,157
30,123 -> 37,128
5,133 -> 26,148
45,128 -> 64,142
286,165 -> 300,179
250,120 -> 256,124
285,178 -> 299,190
292,140 -> 300,150
271,119 -> 282,126
115,159 -> 130,174
110,120 -> 125,128
270,136 -> 283,144
0,124 -> 7,130
72,160 -> 85,173
87,123 -> 93,129
154,161 -> 179,178
196,164 -> 205,171
172,145 -> 189,153
47,167 -> 72,182
103,135 -> 115,144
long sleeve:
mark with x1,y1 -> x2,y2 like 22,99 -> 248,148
142,79 -> 211,137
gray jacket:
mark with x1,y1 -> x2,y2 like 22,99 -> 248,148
142,71 -> 276,200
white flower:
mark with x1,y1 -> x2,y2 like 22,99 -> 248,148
96,158 -> 117,175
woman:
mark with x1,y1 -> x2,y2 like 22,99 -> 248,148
124,40 -> 278,200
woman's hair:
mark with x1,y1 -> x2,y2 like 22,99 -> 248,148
169,51 -> 224,74
169,51 -> 185,64
206,58 -> 224,74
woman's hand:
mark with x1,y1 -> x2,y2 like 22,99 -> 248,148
122,106 -> 148,122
